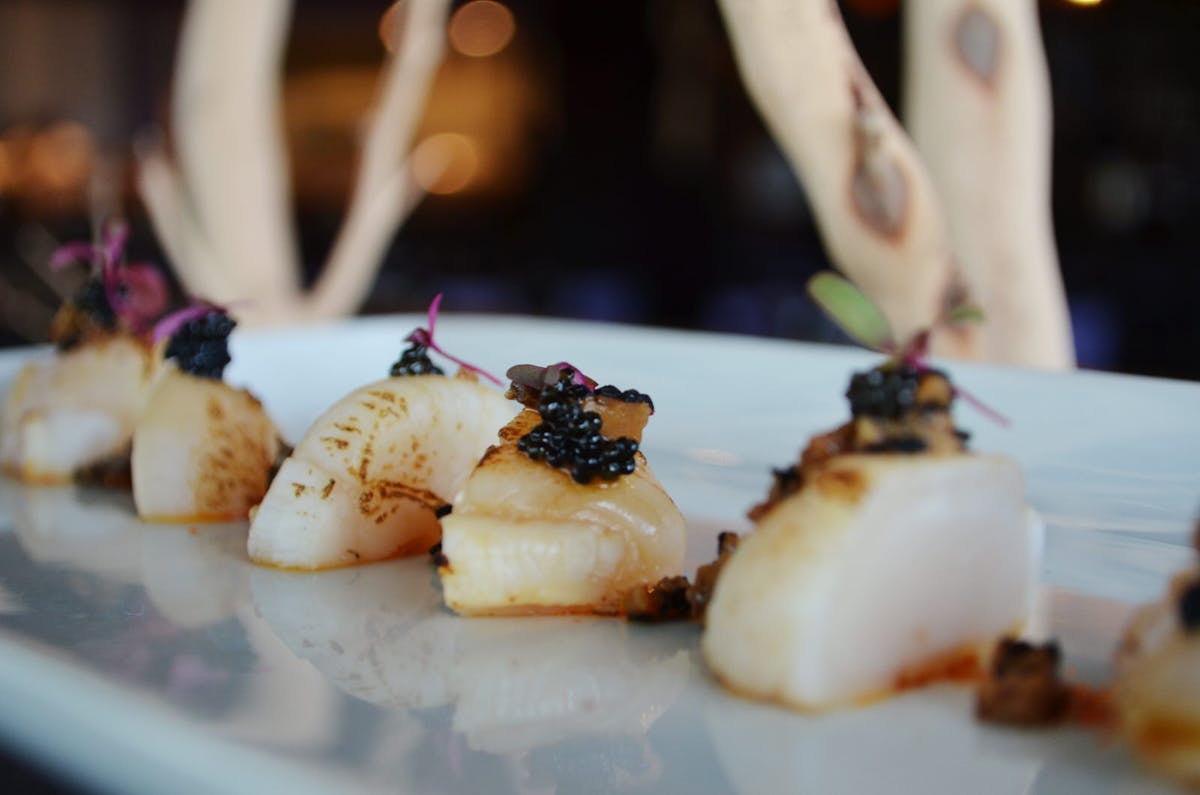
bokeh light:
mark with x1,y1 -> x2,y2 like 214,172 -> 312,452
26,121 -> 94,192
411,132 -> 479,195
448,1 -> 516,58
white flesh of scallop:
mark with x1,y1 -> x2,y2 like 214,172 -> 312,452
132,368 -> 280,522
0,336 -> 155,482
703,453 -> 1042,711
1116,568 -> 1200,786
247,376 -> 515,570
439,414 -> 686,615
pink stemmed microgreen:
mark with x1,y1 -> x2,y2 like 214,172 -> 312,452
506,361 -> 598,392
49,218 -> 169,332
806,271 -> 1009,427
406,293 -> 502,385
152,299 -> 228,345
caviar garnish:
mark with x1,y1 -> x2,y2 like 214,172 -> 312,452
393,293 -> 501,383
593,384 -> 655,411
390,343 -> 444,377
164,310 -> 235,379
74,278 -> 119,329
49,219 -> 168,335
516,370 -> 641,485
846,361 -> 953,419
1179,580 -> 1200,631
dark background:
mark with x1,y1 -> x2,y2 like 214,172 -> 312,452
0,0 -> 1197,382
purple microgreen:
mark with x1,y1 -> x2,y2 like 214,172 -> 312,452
404,293 -> 502,385
100,218 -> 129,277
50,218 -> 169,332
108,262 -> 170,332
952,383 -> 1011,428
505,362 -> 597,392
806,270 -> 1008,428
900,329 -> 931,366
807,271 -> 896,353
547,362 -> 597,390
506,364 -> 550,390
153,300 -> 225,345
48,241 -> 99,272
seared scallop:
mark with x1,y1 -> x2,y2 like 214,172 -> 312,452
439,406 -> 686,616
248,375 -> 515,570
1,335 -> 157,483
703,453 -> 1041,711
132,367 -> 279,522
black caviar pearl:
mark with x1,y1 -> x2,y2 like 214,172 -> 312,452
846,362 -> 946,419
516,375 -> 646,484
75,279 -> 118,329
390,343 -> 444,377
165,311 -> 236,379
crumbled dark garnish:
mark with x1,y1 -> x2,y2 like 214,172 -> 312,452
434,504 -> 453,519
747,466 -> 802,522
625,576 -> 693,622
976,637 -> 1070,726
516,369 -> 641,485
390,343 -> 445,377
429,542 -> 449,567
860,436 -> 928,454
164,310 -> 235,379
1178,579 -> 1200,631
625,532 -> 740,622
688,532 -> 740,617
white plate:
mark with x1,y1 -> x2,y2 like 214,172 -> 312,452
0,315 -> 1198,795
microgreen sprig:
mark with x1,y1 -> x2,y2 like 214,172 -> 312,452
50,218 -> 169,332
806,271 -> 1009,427
406,294 -> 502,385
151,299 -> 229,345
506,362 -> 598,392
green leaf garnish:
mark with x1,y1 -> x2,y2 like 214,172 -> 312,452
806,271 -> 895,352
946,304 -> 985,325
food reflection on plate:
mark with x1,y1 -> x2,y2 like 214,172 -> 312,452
4,479 -> 145,585
252,559 -> 691,755
4,481 -> 249,627
704,686 -> 1043,794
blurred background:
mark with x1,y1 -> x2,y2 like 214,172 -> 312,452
0,0 -> 1196,379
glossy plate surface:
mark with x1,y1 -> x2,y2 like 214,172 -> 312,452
1,316 -> 1198,795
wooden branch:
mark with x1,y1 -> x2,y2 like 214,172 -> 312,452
170,0 -> 299,317
716,0 -> 979,359
135,142 -> 224,302
904,0 -> 1074,369
304,0 -> 451,321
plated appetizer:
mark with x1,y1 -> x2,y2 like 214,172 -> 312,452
1114,524 -> 1200,787
247,296 -> 514,570
1,222 -> 167,485
132,305 -> 281,522
702,274 -> 1041,711
438,362 -> 686,615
